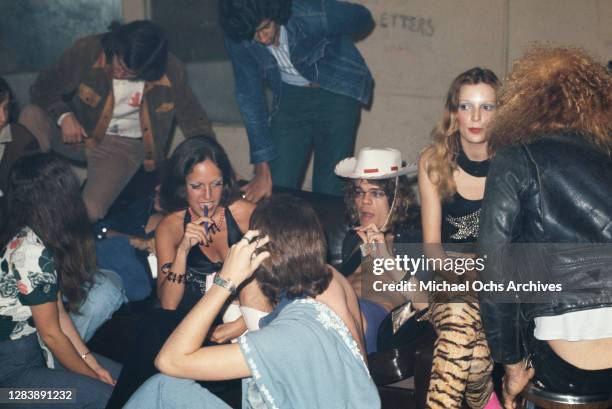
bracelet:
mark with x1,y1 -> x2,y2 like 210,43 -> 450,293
213,274 -> 236,294
161,263 -> 186,284
81,351 -> 91,360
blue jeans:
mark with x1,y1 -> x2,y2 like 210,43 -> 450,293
96,237 -> 153,302
527,333 -> 612,394
358,299 -> 388,354
70,269 -> 127,342
124,374 -> 232,409
0,333 -> 122,409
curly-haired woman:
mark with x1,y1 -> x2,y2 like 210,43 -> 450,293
478,47 -> 612,407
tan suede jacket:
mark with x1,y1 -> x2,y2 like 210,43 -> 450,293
30,34 -> 214,170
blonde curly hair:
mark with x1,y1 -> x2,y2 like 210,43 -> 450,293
488,46 -> 612,155
425,67 -> 500,201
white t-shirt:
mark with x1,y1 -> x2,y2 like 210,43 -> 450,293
106,79 -> 145,138
534,307 -> 612,341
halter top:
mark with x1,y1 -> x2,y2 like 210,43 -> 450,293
177,207 -> 243,311
441,192 -> 482,244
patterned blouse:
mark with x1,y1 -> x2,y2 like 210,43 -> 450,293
0,227 -> 58,342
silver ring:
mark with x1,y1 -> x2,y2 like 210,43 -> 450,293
244,234 -> 260,244
241,193 -> 247,199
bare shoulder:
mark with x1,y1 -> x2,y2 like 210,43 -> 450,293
330,267 -> 352,292
156,210 -> 186,242
419,146 -> 435,170
228,199 -> 256,233
320,267 -> 353,304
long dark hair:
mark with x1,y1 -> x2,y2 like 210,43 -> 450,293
160,135 -> 239,212
343,176 -> 418,231
0,154 -> 94,311
251,194 -> 331,305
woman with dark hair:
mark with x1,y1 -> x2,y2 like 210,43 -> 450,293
417,67 -> 502,409
155,135 -> 265,316
0,76 -> 39,193
335,147 -> 425,353
0,154 -> 121,408
124,195 -> 378,409
106,135 -> 268,409
478,47 -> 612,407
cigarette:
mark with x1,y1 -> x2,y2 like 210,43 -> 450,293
203,205 -> 209,235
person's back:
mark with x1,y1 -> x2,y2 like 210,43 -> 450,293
478,46 -> 612,404
316,267 -> 366,355
484,133 -> 612,370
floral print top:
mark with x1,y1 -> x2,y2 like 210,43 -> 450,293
0,227 -> 58,342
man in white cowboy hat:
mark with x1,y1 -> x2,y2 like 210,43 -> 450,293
334,147 -> 417,181
334,147 -> 423,354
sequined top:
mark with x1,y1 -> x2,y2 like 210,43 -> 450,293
441,192 -> 482,243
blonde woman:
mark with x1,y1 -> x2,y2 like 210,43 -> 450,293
418,67 -> 501,409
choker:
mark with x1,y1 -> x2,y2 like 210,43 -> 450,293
456,148 -> 490,177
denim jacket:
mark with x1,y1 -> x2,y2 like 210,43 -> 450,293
225,0 -> 374,163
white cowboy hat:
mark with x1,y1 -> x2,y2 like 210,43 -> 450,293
334,147 -> 417,180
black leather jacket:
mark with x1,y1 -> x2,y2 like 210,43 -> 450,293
477,133 -> 612,364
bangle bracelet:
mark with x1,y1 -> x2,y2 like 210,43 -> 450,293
213,274 -> 236,294
81,351 -> 91,360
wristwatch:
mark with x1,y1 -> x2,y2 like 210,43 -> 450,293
213,274 -> 237,295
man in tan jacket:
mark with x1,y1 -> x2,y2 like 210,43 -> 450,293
20,20 -> 214,221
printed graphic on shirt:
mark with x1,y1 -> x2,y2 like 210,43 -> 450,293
107,79 -> 145,138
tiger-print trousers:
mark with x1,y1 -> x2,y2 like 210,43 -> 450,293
426,300 -> 494,409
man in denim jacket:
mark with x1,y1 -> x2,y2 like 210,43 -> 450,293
220,0 -> 374,201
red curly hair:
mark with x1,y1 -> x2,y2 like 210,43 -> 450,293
488,46 -> 612,155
